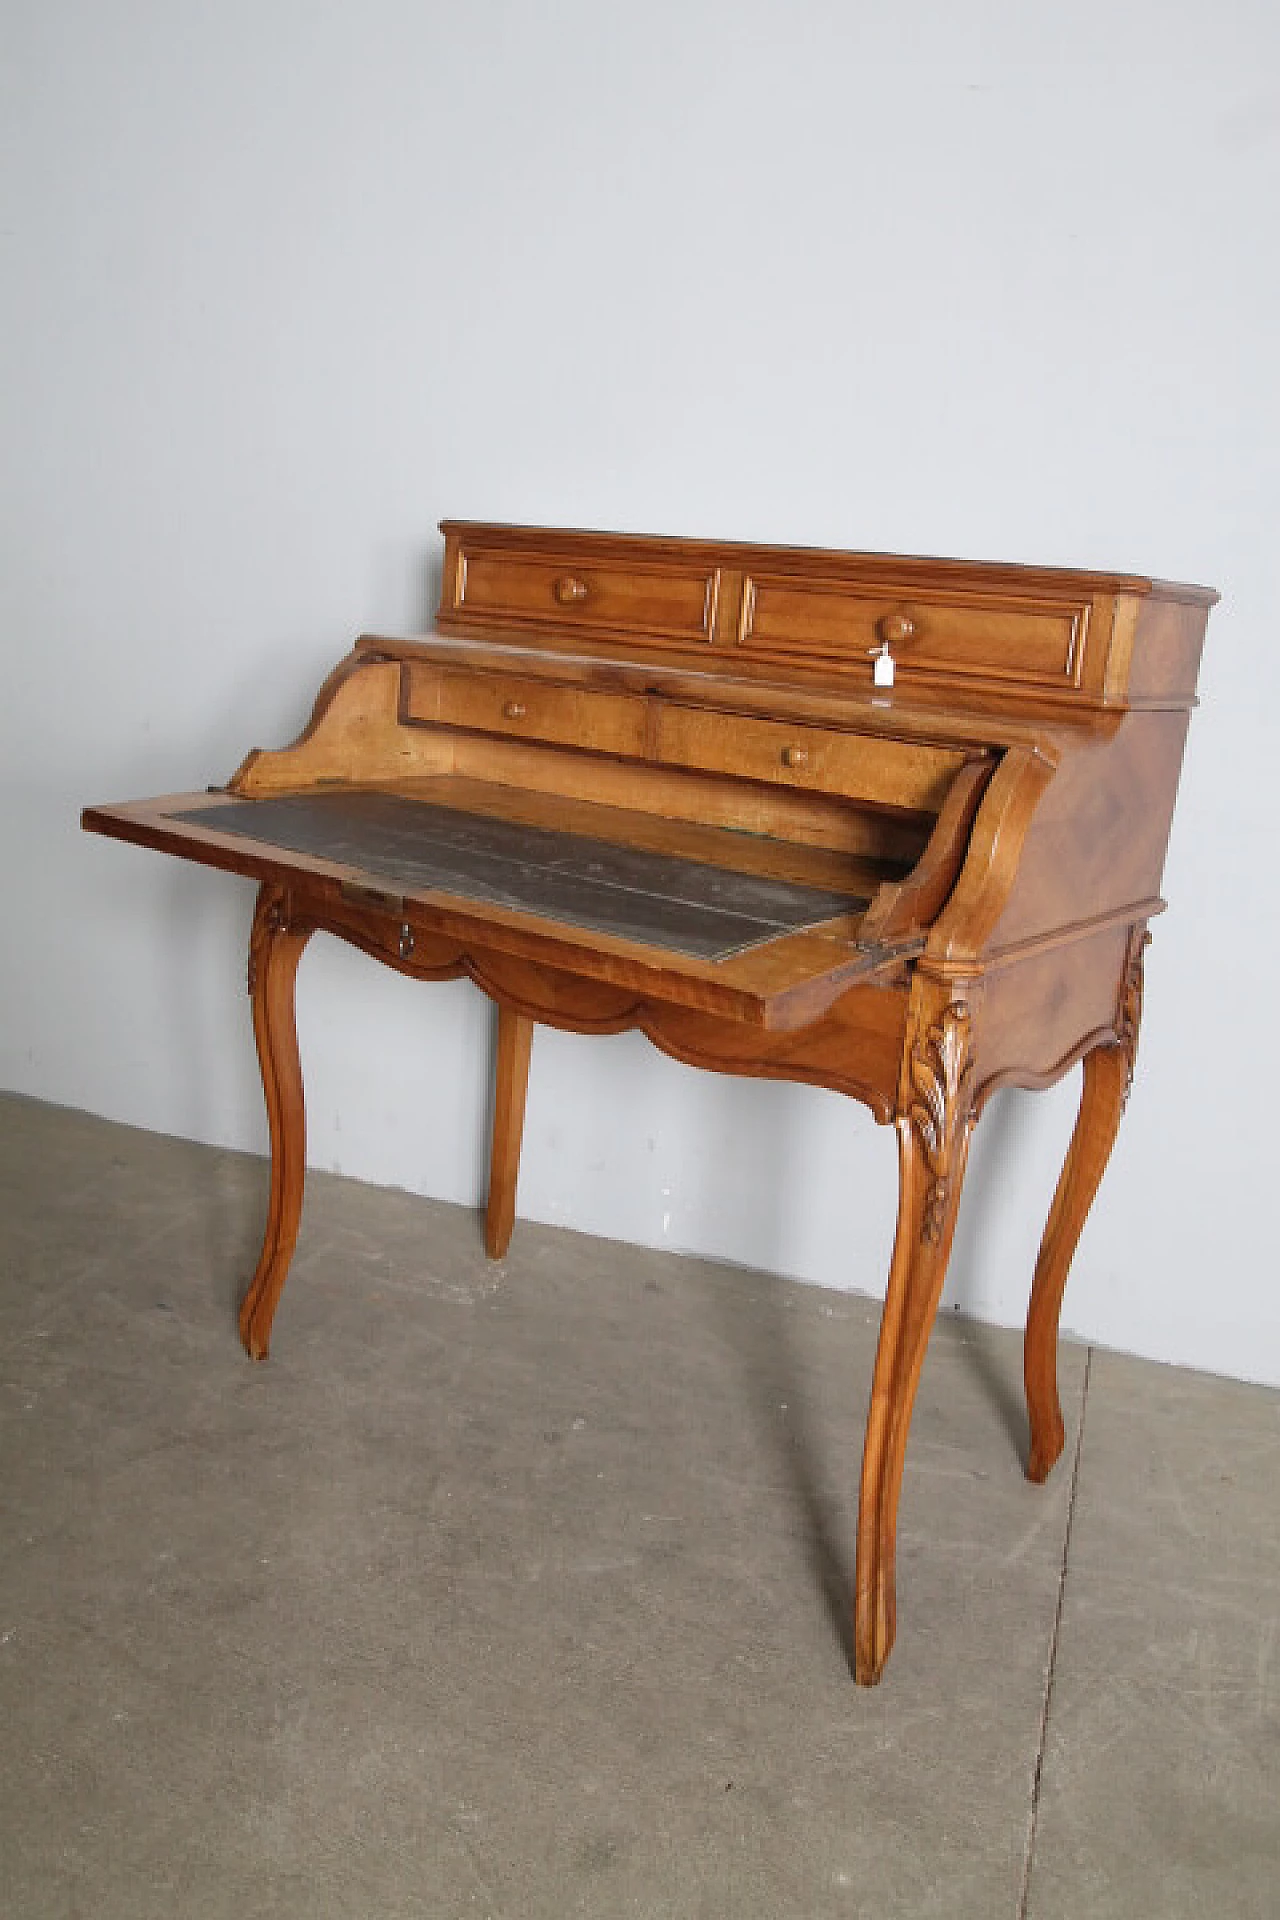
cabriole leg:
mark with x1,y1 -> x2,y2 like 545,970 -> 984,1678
239,884 -> 313,1361
485,1004 -> 534,1260
1024,931 -> 1146,1482
855,999 -> 975,1685
1024,1042 -> 1127,1481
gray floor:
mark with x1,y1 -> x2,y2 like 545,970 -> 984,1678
1,1095 -> 1276,1919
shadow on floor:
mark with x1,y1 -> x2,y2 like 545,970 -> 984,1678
707,1272 -> 860,1676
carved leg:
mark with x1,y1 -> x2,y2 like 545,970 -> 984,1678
485,1004 -> 534,1260
239,885 -> 313,1361
1024,1043 -> 1127,1481
1024,931 -> 1146,1483
855,1001 -> 975,1685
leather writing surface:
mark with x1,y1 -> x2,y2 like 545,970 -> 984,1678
174,792 -> 863,962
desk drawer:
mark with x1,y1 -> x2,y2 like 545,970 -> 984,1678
739,573 -> 1090,692
447,540 -> 719,647
655,705 -> 967,814
404,665 -> 648,760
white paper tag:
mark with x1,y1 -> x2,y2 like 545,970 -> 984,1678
873,646 -> 895,689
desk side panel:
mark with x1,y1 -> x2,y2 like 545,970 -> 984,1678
1122,592 -> 1214,706
230,659 -> 456,793
983,709 -> 1193,956
974,926 -> 1134,1099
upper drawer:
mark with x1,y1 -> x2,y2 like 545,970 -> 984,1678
738,573 -> 1091,693
443,536 -> 720,649
404,664 -> 648,760
655,704 -> 969,815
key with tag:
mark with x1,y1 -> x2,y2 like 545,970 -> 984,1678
871,641 -> 895,689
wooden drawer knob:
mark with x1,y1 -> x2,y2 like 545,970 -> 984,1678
554,575 -> 589,605
878,610 -> 916,647
781,744 -> 809,769
502,700 -> 527,720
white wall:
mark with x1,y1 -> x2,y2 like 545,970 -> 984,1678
3,2 -> 1277,1383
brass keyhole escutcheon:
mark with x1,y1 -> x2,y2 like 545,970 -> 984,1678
502,700 -> 527,720
781,744 -> 809,769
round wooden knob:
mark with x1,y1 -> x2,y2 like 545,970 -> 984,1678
878,610 -> 916,647
502,700 -> 527,720
554,576 -> 589,605
781,744 -> 809,769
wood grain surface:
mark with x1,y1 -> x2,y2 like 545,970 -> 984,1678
82,520 -> 1215,1685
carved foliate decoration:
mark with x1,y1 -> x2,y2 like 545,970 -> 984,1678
908,1000 -> 975,1244
247,890 -> 288,996
1117,931 -> 1150,1111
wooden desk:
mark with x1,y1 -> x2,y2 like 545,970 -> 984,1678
83,521 -> 1215,1682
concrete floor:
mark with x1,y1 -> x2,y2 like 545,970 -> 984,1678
0,1094 -> 1276,1919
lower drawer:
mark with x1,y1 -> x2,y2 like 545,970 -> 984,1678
403,665 -> 648,760
655,704 -> 967,814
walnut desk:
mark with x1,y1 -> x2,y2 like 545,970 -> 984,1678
83,522 -> 1215,1682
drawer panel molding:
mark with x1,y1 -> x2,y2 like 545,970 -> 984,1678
449,543 -> 720,648
655,704 -> 969,815
738,575 -> 1089,691
404,665 -> 649,760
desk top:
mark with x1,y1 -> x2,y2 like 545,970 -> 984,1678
83,520 -> 1216,1035
77,521 -> 1218,1687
